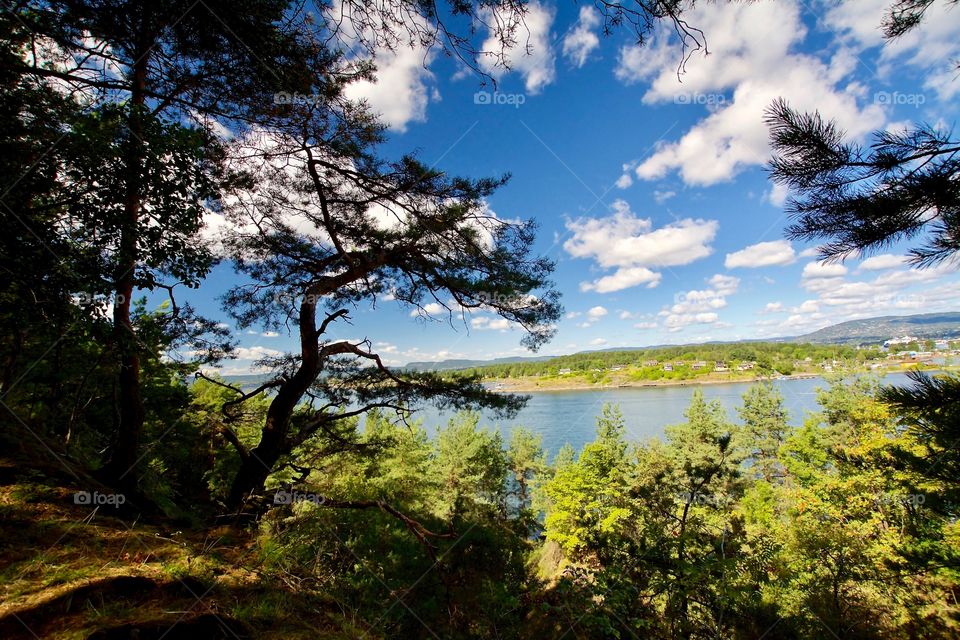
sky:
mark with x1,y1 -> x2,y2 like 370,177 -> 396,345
185,0 -> 960,374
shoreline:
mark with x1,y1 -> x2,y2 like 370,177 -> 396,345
484,369 -> 943,393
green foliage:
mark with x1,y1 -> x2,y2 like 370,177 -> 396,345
537,382 -> 960,638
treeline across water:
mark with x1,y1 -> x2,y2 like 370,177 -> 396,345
447,342 -> 884,380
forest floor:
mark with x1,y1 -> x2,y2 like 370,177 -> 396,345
0,453 -> 374,639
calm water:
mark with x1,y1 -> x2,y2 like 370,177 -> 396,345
396,373 -> 921,458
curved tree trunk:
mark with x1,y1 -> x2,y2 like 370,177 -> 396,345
227,290 -> 323,509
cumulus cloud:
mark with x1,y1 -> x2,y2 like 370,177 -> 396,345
617,1 -> 885,186
562,6 -> 601,67
857,254 -> 907,271
581,267 -> 662,293
587,306 -> 608,319
762,302 -> 784,314
328,1 -> 437,131
564,199 -> 718,293
472,316 -> 511,331
479,2 -> 556,93
802,261 -> 848,280
725,240 -> 796,268
659,273 -> 739,332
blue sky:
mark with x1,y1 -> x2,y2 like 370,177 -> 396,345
187,0 -> 960,374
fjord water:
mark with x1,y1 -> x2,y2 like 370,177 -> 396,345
406,373 -> 920,458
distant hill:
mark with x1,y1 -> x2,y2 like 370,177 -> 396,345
793,312 -> 960,345
403,355 -> 554,372
217,313 -> 959,379
401,312 -> 960,371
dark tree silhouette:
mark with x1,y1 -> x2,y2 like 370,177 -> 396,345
218,95 -> 561,508
766,98 -> 960,266
880,371 -> 960,506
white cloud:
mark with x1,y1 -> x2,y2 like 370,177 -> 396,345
660,273 -> 739,332
234,346 -> 284,360
857,254 -> 907,271
564,199 -> 718,293
762,302 -> 784,314
374,341 -> 398,353
479,2 -> 556,93
471,316 -> 510,331
653,189 -> 677,204
562,6 -> 601,68
826,0 -> 960,101
580,267 -> 662,293
664,312 -> 719,331
589,337 -> 608,346
587,306 -> 608,319
801,261 -> 848,280
767,182 -> 789,207
330,1 -> 437,131
708,274 -> 740,296
791,300 -> 820,314
798,247 -> 820,258
634,321 -> 658,330
618,1 -> 885,186
410,302 -> 446,317
615,173 -> 634,189
261,331 -> 279,338
725,240 -> 796,268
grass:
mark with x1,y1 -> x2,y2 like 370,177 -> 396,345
0,457 -> 381,639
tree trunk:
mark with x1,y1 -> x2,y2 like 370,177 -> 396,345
226,291 -> 322,509
226,369 -> 316,507
101,32 -> 150,487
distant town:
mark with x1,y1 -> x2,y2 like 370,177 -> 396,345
445,337 -> 960,391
